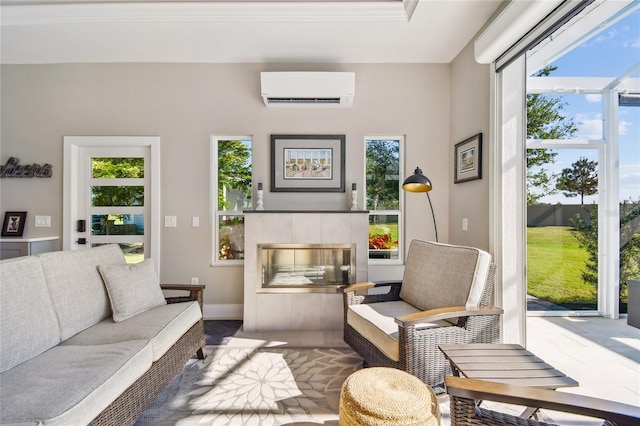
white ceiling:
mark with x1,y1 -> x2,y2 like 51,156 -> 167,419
0,0 -> 504,64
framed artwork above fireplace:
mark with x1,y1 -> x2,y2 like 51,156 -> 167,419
271,134 -> 345,192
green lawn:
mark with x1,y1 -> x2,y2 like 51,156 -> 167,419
527,226 -> 596,307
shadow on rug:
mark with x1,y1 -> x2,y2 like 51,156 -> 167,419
135,346 -> 365,426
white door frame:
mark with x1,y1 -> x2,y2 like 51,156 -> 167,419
63,136 -> 161,269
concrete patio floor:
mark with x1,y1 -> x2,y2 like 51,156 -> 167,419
526,316 -> 639,423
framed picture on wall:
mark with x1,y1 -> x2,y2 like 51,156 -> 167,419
454,133 -> 482,184
271,135 -> 346,192
1,211 -> 27,237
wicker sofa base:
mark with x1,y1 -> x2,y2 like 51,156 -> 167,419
89,319 -> 206,426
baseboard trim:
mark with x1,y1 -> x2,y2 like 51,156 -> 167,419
203,303 -> 243,320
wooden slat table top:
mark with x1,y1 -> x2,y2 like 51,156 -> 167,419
439,343 -> 579,389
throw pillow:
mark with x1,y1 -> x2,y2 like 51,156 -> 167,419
98,259 -> 167,322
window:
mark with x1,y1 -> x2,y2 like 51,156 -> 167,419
490,1 -> 639,332
211,136 -> 253,265
365,137 -> 403,263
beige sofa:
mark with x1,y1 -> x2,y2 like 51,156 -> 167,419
0,244 -> 206,426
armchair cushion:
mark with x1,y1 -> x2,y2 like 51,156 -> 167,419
399,240 -> 492,311
347,301 -> 450,361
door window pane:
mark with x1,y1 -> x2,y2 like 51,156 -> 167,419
619,103 -> 640,314
91,186 -> 144,206
91,242 -> 144,264
91,157 -> 144,178
527,148 -> 600,312
91,214 -> 144,235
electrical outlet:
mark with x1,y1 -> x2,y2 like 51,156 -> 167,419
190,277 -> 199,284
462,218 -> 468,231
192,216 -> 199,227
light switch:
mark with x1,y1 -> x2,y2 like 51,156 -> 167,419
164,216 -> 177,227
35,215 -> 51,227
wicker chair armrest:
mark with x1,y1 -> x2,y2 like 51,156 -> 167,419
161,284 -> 206,313
445,376 -> 640,426
343,280 -> 402,292
343,281 -> 377,292
395,305 -> 503,326
343,280 -> 403,305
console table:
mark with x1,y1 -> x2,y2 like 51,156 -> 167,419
0,236 -> 59,260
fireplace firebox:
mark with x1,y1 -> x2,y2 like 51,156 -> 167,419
259,243 -> 355,293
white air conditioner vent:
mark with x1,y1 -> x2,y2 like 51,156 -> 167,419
261,72 -> 355,108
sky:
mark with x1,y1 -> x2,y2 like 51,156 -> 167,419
528,6 -> 639,204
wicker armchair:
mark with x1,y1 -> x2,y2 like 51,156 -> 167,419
445,376 -> 640,426
343,240 -> 503,393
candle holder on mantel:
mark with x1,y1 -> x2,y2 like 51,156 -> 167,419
256,183 -> 264,210
350,183 -> 358,210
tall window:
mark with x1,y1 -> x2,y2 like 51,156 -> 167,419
365,137 -> 403,263
211,136 -> 252,265
524,6 -> 639,317
490,2 -> 639,333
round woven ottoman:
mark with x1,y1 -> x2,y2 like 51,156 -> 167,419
339,367 -> 440,426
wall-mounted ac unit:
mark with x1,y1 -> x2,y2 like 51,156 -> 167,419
261,72 -> 355,107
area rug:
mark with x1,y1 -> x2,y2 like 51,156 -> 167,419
135,346 -> 369,425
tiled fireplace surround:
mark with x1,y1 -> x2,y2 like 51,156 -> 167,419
243,211 -> 369,332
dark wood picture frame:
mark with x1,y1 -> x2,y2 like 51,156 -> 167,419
271,134 -> 346,192
2,211 -> 27,237
454,133 -> 482,184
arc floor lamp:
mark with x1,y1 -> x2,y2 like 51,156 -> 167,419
402,166 -> 439,242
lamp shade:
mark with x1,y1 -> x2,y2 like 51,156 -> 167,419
402,167 -> 432,193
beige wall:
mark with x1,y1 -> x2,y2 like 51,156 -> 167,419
449,42 -> 492,251
1,62 -> 455,318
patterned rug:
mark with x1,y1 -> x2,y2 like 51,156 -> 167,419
135,346 -> 366,425
134,322 -> 531,425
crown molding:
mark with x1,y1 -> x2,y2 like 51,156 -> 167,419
1,1 -> 417,25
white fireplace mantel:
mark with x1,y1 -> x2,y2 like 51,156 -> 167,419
243,211 -> 369,332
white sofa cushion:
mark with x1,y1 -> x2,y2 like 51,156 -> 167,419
0,256 -> 61,373
0,340 -> 152,426
98,258 -> 167,322
38,244 -> 126,340
347,301 -> 450,362
61,301 -> 201,361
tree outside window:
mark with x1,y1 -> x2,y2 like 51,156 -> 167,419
365,138 -> 401,261
214,138 -> 252,263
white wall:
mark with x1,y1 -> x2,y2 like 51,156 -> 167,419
0,62 -> 453,318
449,42 -> 492,251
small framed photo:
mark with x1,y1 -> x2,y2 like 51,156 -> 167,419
2,211 -> 27,237
454,133 -> 482,184
271,135 -> 346,192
